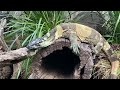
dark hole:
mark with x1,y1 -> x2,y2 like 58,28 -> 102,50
41,47 -> 80,78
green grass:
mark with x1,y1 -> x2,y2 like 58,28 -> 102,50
98,11 -> 120,44
5,11 -> 66,78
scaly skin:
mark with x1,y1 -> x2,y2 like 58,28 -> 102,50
27,23 -> 119,79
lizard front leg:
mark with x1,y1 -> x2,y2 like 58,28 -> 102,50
68,31 -> 81,55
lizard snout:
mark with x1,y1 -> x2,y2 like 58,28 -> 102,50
26,38 -> 44,50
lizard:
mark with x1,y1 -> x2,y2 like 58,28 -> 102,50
26,23 -> 120,79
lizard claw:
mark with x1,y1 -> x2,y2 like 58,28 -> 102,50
70,42 -> 80,55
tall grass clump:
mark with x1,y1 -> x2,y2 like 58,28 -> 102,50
98,11 -> 120,44
5,11 -> 65,78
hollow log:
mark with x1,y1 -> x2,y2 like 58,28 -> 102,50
29,38 -> 94,79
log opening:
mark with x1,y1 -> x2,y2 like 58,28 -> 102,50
41,47 -> 80,77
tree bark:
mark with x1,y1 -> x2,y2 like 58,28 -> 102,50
0,47 -> 30,66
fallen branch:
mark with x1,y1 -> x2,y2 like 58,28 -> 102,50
0,47 -> 35,68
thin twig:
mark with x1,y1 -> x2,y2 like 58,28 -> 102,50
0,18 -> 9,51
0,47 -> 35,67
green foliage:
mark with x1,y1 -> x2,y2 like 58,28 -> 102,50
6,11 -> 65,48
6,11 -> 65,78
100,11 -> 120,44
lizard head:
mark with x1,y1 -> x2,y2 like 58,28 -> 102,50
26,33 -> 55,50
26,38 -> 45,50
